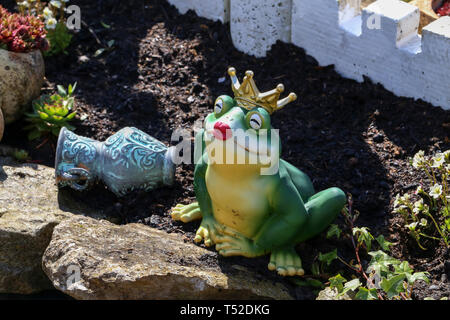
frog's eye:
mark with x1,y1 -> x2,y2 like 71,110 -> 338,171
247,112 -> 263,130
214,99 -> 223,115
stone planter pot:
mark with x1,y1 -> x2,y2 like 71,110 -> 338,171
0,48 -> 45,131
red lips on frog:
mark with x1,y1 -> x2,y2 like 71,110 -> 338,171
213,121 -> 232,141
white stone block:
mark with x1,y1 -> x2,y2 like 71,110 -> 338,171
363,0 -> 420,46
419,17 -> 450,108
167,0 -> 230,23
230,0 -> 293,58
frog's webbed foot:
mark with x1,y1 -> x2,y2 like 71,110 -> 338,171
170,202 -> 202,223
268,247 -> 304,276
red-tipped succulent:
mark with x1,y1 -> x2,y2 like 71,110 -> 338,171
436,0 -> 450,16
0,5 -> 48,53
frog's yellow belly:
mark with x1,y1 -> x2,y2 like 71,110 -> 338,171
205,165 -> 271,239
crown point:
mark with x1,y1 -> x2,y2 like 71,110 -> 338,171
245,70 -> 254,78
276,84 -> 285,93
289,93 -> 297,101
228,67 -> 236,76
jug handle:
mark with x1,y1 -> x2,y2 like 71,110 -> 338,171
61,167 -> 93,191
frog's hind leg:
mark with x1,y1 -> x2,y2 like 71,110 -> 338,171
297,187 -> 346,243
268,247 -> 305,276
171,202 -> 202,223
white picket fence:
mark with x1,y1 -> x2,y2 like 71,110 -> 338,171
167,0 -> 450,110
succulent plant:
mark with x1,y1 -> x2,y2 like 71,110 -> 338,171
0,5 -> 48,53
25,83 -> 77,140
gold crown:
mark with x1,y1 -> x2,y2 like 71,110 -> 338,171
227,67 -> 297,114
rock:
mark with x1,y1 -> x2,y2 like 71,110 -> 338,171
0,108 -> 3,142
0,49 -> 45,124
0,157 -> 104,294
316,287 -> 353,300
43,215 -> 293,300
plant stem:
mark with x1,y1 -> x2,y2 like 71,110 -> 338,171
344,198 -> 384,300
426,212 -> 449,246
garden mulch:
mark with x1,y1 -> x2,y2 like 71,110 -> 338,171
2,0 -> 449,300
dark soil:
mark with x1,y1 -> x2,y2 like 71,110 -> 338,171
2,0 -> 449,300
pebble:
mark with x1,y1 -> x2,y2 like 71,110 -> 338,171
429,285 -> 439,290
78,55 -> 90,63
373,133 -> 384,143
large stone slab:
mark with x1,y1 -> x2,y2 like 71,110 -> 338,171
43,215 -> 294,300
0,156 -> 104,294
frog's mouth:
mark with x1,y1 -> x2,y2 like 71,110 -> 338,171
205,127 -> 271,157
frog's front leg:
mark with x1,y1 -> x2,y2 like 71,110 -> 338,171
192,151 -> 221,247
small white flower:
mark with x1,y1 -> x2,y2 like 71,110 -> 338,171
18,1 -> 29,8
419,218 -> 428,227
412,150 -> 426,169
429,184 -> 443,199
413,199 -> 424,214
50,0 -> 62,9
431,153 -> 445,168
394,194 -> 402,207
401,194 -> 411,203
415,185 -> 424,195
45,17 -> 58,29
443,150 -> 450,162
43,7 -> 53,19
406,222 -> 418,231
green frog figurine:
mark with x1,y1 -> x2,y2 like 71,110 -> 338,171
171,68 -> 346,276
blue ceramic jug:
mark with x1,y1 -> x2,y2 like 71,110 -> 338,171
55,127 -> 176,197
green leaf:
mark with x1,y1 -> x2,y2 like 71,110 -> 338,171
94,48 -> 106,57
367,250 -> 401,275
100,21 -> 111,29
354,287 -> 379,300
380,274 -> 406,299
344,278 -> 362,291
328,274 -> 347,293
311,262 -> 320,276
57,85 -> 67,96
38,111 -> 49,120
353,227 -> 374,251
406,272 -> 429,285
107,40 -> 115,47
375,235 -> 393,251
27,130 -> 42,141
338,278 -> 362,297
326,224 -> 342,239
318,249 -> 338,266
68,82 -> 77,95
394,261 -> 413,275
51,126 -> 61,137
291,278 -> 324,289
66,112 -> 77,120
